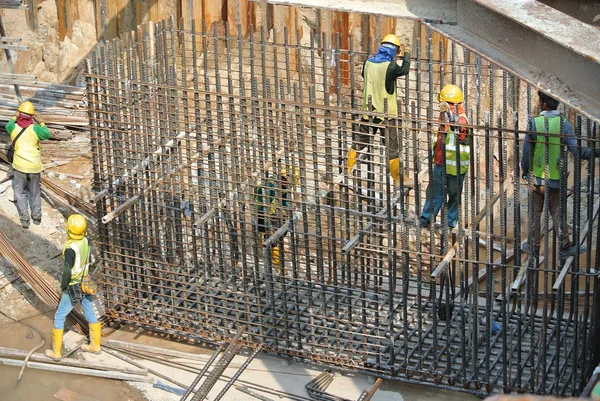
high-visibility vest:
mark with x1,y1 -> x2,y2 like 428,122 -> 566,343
532,116 -> 561,181
67,237 -> 91,286
433,112 -> 471,176
255,178 -> 290,216
10,124 -> 43,174
362,61 -> 398,119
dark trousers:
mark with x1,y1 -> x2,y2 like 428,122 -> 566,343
353,118 -> 400,161
12,170 -> 41,224
530,185 -> 570,251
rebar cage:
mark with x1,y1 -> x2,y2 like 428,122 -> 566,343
86,14 -> 600,396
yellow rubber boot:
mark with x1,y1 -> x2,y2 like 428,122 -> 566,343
272,246 -> 283,274
389,158 -> 413,188
81,322 -> 102,354
347,148 -> 358,174
44,328 -> 63,361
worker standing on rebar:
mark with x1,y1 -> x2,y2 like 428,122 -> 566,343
419,84 -> 471,229
255,168 -> 299,274
521,91 -> 596,258
346,34 -> 412,187
45,214 -> 102,361
4,101 -> 50,229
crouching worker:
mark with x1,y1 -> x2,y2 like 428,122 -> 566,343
45,214 -> 101,361
255,168 -> 299,274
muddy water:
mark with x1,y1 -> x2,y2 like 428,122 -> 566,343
0,314 -> 146,401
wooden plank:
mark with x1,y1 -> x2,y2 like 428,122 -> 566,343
54,388 -> 99,401
203,0 -> 223,30
0,357 -> 153,382
56,0 -> 78,40
94,0 -> 107,41
0,346 -> 148,375
227,0 -> 250,37
553,198 -> 600,291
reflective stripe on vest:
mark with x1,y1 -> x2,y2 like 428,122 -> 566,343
432,112 -> 470,175
362,61 -> 398,119
68,237 -> 91,286
532,116 -> 561,181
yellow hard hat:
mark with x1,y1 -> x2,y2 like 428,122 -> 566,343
281,167 -> 300,187
18,101 -> 35,115
381,34 -> 401,48
439,84 -> 464,104
66,214 -> 87,240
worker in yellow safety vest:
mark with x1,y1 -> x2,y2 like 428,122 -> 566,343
45,214 -> 102,361
419,84 -> 471,229
345,33 -> 412,187
4,101 -> 51,228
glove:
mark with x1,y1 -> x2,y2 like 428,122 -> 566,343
402,38 -> 411,54
439,101 -> 449,114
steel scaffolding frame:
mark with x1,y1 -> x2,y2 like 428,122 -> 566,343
86,15 -> 600,396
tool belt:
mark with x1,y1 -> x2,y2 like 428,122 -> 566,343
66,283 -> 84,302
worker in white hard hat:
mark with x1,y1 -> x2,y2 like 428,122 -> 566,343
419,84 -> 471,230
45,214 -> 102,361
346,33 -> 412,187
4,101 -> 50,229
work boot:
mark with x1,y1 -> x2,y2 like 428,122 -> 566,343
388,158 -> 413,188
44,328 -> 63,361
561,243 -> 587,259
20,219 -> 29,229
347,148 -> 358,174
419,217 -> 430,228
81,322 -> 102,354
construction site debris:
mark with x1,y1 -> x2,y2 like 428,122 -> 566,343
0,345 -> 148,375
0,356 -> 152,382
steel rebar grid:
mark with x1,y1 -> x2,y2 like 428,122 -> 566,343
85,16 -> 600,397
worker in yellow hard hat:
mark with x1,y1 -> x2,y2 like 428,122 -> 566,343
346,33 -> 412,187
419,84 -> 471,229
255,167 -> 299,274
45,214 -> 102,361
4,101 -> 50,228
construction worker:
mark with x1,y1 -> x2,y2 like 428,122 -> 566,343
4,101 -> 50,228
521,91 -> 597,258
419,84 -> 471,229
255,167 -> 299,274
346,34 -> 411,186
45,214 -> 101,361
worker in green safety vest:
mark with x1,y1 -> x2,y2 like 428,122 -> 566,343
45,214 -> 102,361
419,84 -> 472,229
521,91 -> 598,258
255,167 -> 299,274
345,33 -> 412,187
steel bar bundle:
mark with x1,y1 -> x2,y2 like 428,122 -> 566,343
0,229 -> 88,334
86,14 -> 600,397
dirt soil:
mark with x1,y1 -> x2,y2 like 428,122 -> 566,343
0,139 -> 149,400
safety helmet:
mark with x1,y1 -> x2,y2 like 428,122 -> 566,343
18,101 -> 35,115
280,167 -> 300,187
439,84 -> 464,104
66,214 -> 87,240
381,34 -> 401,49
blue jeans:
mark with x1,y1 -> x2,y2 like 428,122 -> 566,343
421,164 -> 466,228
53,292 -> 98,330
